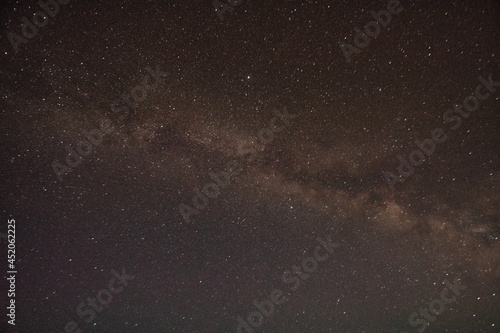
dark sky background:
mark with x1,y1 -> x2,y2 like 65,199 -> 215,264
1,0 -> 499,332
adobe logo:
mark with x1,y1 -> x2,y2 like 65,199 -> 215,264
7,0 -> 71,54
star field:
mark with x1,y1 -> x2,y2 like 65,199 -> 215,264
1,0 -> 499,332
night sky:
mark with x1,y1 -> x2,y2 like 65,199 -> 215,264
1,0 -> 499,332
